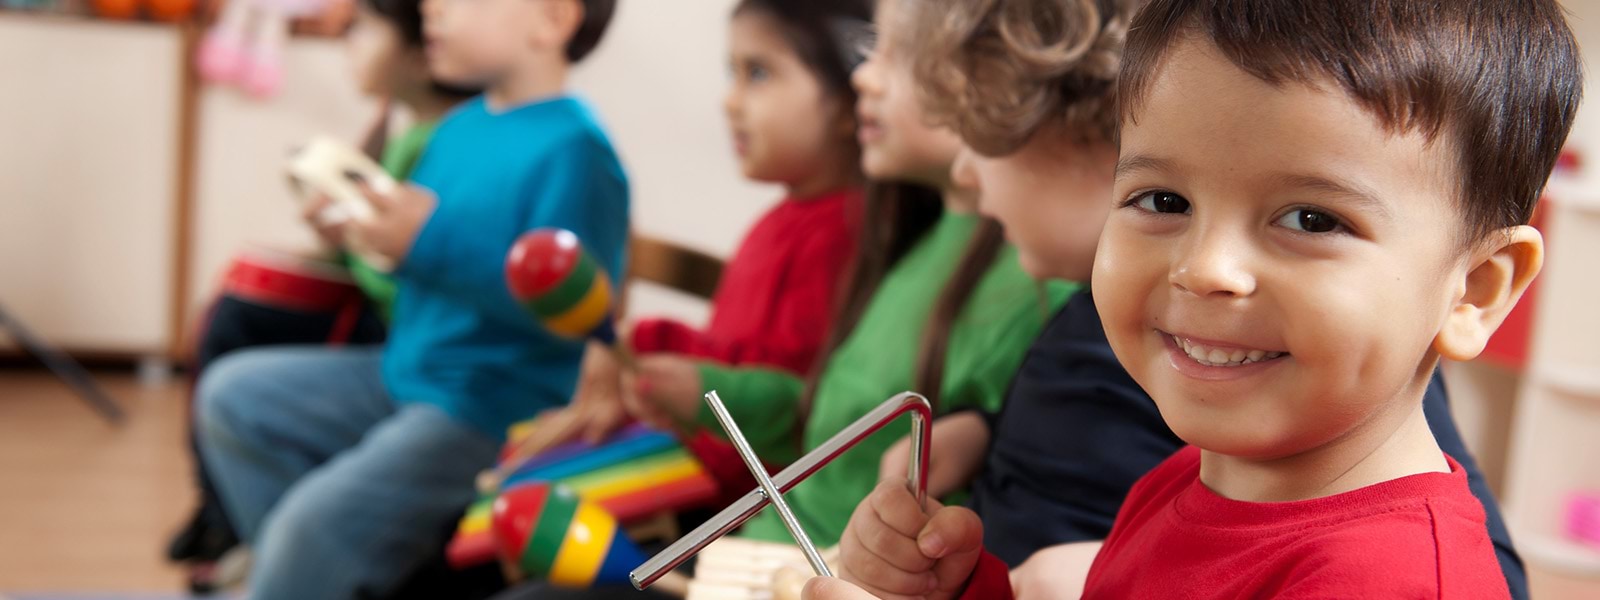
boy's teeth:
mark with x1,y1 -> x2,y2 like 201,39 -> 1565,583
1173,335 -> 1283,367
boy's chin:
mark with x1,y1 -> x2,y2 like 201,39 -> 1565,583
425,60 -> 484,89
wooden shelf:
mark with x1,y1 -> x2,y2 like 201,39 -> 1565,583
1530,365 -> 1600,399
0,9 -> 190,30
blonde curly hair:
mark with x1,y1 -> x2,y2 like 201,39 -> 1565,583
899,0 -> 1136,155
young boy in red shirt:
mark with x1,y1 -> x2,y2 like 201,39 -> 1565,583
805,0 -> 1582,598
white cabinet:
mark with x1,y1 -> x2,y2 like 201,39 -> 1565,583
0,15 -> 182,355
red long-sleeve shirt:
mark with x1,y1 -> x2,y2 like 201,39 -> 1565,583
631,189 -> 860,498
959,445 -> 1509,599
630,188 -> 859,373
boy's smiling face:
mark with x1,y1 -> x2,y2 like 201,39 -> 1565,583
1095,38 -> 1469,460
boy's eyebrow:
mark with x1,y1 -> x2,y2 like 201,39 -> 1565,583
1273,173 -> 1393,220
1114,154 -> 1175,179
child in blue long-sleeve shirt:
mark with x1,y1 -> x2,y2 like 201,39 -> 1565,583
195,1 -> 626,597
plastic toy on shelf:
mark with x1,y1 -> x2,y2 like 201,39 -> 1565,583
1568,491 -> 1600,551
196,0 -> 329,97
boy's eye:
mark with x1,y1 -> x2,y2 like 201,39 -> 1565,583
1131,191 -> 1191,214
747,64 -> 769,82
1275,208 -> 1344,234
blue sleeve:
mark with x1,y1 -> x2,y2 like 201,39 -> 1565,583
398,133 -> 629,328
1424,369 -> 1528,600
524,135 -> 630,292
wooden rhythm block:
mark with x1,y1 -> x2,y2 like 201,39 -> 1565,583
686,538 -> 838,600
284,135 -> 397,271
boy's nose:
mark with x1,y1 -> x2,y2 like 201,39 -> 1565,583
1169,228 -> 1256,299
722,88 -> 741,120
850,59 -> 879,97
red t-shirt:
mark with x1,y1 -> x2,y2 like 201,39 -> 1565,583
631,189 -> 860,498
960,445 -> 1508,599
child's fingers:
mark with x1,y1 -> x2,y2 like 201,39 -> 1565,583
580,397 -> 627,443
877,435 -> 911,483
919,506 -> 986,599
801,576 -> 884,600
867,480 -> 936,538
357,182 -> 395,214
917,506 -> 983,559
301,193 -> 333,218
836,552 -> 933,599
848,494 -> 937,573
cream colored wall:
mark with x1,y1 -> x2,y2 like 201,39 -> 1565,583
571,0 -> 774,326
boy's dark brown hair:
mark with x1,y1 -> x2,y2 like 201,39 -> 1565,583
566,0 -> 617,63
901,0 -> 1140,155
1118,0 -> 1583,244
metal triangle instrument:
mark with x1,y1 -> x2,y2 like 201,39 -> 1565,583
631,391 -> 933,590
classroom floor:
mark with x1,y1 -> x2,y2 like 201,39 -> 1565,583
1,367 -> 1598,598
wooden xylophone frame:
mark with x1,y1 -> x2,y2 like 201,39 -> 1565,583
631,391 -> 934,590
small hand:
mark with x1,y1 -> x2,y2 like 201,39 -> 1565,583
879,411 -> 991,500
549,341 -> 633,445
837,481 -> 986,600
1009,541 -> 1102,600
300,193 -> 348,250
620,354 -> 703,433
803,577 -> 884,600
349,183 -> 437,263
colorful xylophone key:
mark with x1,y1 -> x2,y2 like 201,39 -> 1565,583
447,424 -> 720,570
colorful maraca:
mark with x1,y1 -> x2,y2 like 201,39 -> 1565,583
491,481 -> 648,587
493,229 -> 635,491
505,228 -> 619,345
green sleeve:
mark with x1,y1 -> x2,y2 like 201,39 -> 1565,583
694,363 -> 807,465
346,122 -> 439,322
380,122 -> 438,181
346,255 -> 398,322
945,279 -> 1080,415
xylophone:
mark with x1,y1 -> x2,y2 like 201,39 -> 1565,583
447,424 -> 720,585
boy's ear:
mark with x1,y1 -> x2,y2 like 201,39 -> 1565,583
532,0 -> 584,52
1434,225 -> 1544,361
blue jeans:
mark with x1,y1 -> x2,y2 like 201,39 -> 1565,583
197,346 -> 498,600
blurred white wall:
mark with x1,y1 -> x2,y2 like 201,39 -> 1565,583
571,0 -> 776,326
